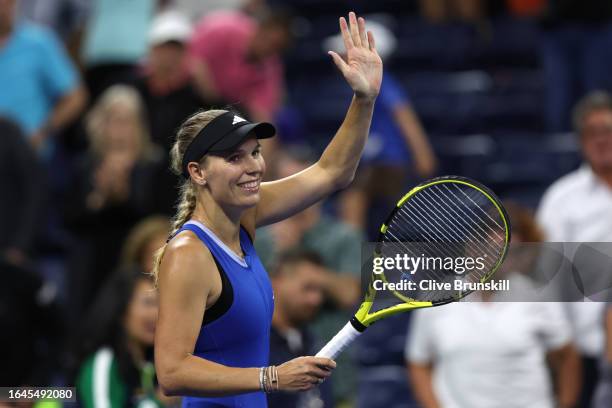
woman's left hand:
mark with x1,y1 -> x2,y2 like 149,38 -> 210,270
328,12 -> 383,101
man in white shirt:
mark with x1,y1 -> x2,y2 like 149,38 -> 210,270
536,90 -> 612,407
405,301 -> 576,408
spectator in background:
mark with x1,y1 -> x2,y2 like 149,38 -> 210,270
506,0 -> 545,17
65,85 -> 164,315
418,0 -> 487,24
120,215 -> 171,274
74,267 -> 171,408
188,8 -> 292,123
134,10 -> 209,152
537,91 -> 612,407
594,303 -> 612,408
406,202 -> 581,408
170,0 -> 265,22
540,0 -> 612,131
80,0 -> 159,101
255,147 -> 362,405
0,118 -> 41,266
0,0 -> 86,152
17,0 -> 88,41
325,19 -> 438,239
133,10 -> 216,214
0,256 -> 63,387
267,249 -> 333,408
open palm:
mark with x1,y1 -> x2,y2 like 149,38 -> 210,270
328,12 -> 383,100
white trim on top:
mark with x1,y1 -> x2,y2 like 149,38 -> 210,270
185,220 -> 248,268
93,347 -> 112,408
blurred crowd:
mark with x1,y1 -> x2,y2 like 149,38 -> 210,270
1,0 -> 612,407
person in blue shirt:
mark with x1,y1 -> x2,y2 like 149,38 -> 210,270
326,20 -> 438,238
152,12 -> 381,407
0,0 -> 86,151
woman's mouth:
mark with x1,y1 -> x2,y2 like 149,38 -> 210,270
238,180 -> 260,193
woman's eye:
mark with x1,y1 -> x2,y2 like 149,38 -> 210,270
252,150 -> 260,157
228,155 -> 240,162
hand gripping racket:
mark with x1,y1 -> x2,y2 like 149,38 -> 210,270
316,176 -> 511,359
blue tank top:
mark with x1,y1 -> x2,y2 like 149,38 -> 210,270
177,220 -> 274,408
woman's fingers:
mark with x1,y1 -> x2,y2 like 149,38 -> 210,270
367,30 -> 377,52
338,13 -> 374,51
313,357 -> 336,369
348,12 -> 361,47
339,16 -> 353,50
308,365 -> 333,379
358,17 -> 368,48
328,51 -> 348,74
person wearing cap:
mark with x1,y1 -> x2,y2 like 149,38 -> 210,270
134,10 -> 217,153
133,10 -> 222,215
152,12 -> 381,407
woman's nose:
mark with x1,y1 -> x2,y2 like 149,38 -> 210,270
246,155 -> 264,174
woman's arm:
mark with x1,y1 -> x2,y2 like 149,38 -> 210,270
154,233 -> 335,397
253,12 -> 383,227
547,343 -> 581,408
408,362 -> 440,408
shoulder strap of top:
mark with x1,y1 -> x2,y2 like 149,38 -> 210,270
173,223 -> 234,326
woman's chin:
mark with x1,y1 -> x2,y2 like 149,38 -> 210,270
242,194 -> 260,208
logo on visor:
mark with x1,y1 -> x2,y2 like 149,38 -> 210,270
232,115 -> 247,125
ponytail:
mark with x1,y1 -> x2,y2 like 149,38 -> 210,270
150,109 -> 228,286
151,181 -> 197,286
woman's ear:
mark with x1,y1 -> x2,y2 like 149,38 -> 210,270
187,162 -> 207,186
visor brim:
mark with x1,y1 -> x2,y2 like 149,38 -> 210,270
208,122 -> 276,152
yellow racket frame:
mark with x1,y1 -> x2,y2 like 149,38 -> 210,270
354,177 -> 511,328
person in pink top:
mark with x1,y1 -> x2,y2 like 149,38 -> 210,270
189,9 -> 292,123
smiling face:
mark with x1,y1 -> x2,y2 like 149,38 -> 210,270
201,137 -> 266,210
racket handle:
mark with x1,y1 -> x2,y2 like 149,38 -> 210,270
315,321 -> 362,359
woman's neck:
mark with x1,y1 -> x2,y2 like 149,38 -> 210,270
126,337 -> 145,366
191,202 -> 243,254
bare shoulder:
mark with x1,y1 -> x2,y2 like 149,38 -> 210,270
159,230 -> 216,293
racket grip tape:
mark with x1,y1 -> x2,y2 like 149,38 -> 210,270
315,320 -> 363,359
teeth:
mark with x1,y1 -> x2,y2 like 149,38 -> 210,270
240,181 -> 258,188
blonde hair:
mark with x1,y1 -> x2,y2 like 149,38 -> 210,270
86,85 -> 155,160
121,215 -> 172,269
151,109 -> 229,285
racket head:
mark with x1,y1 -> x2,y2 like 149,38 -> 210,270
355,176 -> 511,328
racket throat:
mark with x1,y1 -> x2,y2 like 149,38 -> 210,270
350,316 -> 368,332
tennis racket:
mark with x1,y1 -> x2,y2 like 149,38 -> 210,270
316,176 -> 511,359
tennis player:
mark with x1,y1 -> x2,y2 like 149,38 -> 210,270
153,12 -> 382,407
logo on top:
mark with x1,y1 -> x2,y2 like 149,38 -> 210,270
232,115 -> 246,125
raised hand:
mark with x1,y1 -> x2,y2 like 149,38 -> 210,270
328,12 -> 383,101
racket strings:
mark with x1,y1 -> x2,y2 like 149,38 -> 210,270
378,181 -> 507,303
409,191 -> 499,259
441,184 -> 505,242
450,184 -> 504,231
428,186 -> 502,250
398,188 -> 502,262
394,205 -> 468,260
